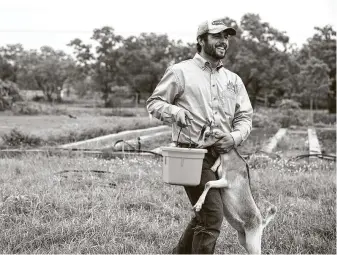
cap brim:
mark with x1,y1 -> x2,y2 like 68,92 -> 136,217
208,27 -> 236,36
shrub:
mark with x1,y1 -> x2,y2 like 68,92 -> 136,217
273,99 -> 305,127
104,97 -> 122,108
1,129 -> 44,147
252,112 -> 278,128
0,80 -> 23,111
316,129 -> 336,154
32,95 -> 45,102
313,112 -> 336,125
103,108 -> 137,117
11,101 -> 68,115
11,101 -> 42,115
277,99 -> 301,110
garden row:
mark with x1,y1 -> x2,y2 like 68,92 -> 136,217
55,125 -> 335,162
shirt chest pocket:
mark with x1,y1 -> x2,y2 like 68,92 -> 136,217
219,90 -> 237,116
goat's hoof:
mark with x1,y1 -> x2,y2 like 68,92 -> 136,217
192,204 -> 202,212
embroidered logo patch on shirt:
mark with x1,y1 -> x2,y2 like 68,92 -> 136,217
226,81 -> 238,95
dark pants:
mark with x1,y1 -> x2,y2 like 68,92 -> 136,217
173,148 -> 224,254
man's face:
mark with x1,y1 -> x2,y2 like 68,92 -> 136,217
202,31 -> 229,60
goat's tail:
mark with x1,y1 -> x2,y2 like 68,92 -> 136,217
262,205 -> 277,228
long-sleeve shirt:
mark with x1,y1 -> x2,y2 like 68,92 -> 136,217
146,53 -> 253,147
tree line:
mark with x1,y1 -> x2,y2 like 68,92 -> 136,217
0,13 -> 335,112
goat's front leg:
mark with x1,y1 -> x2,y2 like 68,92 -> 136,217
210,157 -> 221,172
193,155 -> 230,212
193,178 -> 230,212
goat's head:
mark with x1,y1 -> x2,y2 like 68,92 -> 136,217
197,120 -> 224,148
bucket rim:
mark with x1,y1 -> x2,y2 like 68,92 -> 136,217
161,146 -> 207,153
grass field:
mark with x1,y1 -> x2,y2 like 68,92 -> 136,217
0,105 -> 335,253
0,152 -> 335,254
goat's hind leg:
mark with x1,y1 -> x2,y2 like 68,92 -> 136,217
231,215 -> 263,254
243,225 -> 263,254
220,182 -> 264,254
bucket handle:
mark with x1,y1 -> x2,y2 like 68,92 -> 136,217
176,125 -> 192,148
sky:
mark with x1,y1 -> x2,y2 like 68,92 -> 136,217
0,0 -> 335,55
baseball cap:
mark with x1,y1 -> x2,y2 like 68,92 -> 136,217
197,18 -> 236,39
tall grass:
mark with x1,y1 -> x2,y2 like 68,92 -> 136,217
0,154 -> 335,254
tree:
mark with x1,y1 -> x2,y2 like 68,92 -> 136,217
167,40 -> 196,64
118,33 -> 177,103
232,14 -> 291,107
21,46 -> 74,102
297,57 -> 330,109
90,26 -> 125,107
300,25 -> 336,113
0,44 -> 25,82
67,39 -> 95,97
0,79 -> 23,110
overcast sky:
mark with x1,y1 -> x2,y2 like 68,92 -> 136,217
0,0 -> 335,54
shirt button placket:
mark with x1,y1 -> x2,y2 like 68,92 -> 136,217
210,74 -> 219,127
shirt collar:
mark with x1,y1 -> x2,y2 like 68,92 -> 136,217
193,53 -> 224,71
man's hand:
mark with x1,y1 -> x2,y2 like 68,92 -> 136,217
213,133 -> 235,153
176,109 -> 193,128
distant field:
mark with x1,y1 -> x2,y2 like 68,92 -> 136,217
0,115 -> 162,147
0,104 -> 335,149
0,115 -> 155,138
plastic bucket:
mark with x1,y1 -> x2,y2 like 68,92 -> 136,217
161,146 -> 207,186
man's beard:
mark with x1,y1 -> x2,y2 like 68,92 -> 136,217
204,41 -> 228,60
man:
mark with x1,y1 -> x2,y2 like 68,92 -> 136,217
146,18 -> 253,254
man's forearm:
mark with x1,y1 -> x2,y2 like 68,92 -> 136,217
231,123 -> 252,147
146,67 -> 183,124
147,98 -> 181,124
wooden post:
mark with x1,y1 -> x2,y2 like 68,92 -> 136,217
308,128 -> 322,163
135,93 -> 139,109
310,97 -> 313,126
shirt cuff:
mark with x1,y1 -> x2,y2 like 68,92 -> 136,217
230,131 -> 242,147
171,105 -> 182,121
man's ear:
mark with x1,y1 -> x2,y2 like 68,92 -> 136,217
197,36 -> 204,46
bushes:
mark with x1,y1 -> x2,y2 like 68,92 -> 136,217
316,129 -> 336,154
252,111 -> 278,128
313,112 -> 336,125
0,80 -> 23,111
274,99 -> 306,128
1,129 -> 43,148
11,101 -> 67,115
102,108 -> 137,117
105,96 -> 123,108
11,101 -> 43,115
253,102 -> 308,128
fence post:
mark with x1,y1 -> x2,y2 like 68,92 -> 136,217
135,93 -> 139,108
310,97 -> 313,126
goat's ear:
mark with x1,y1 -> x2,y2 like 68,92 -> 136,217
197,124 -> 207,141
